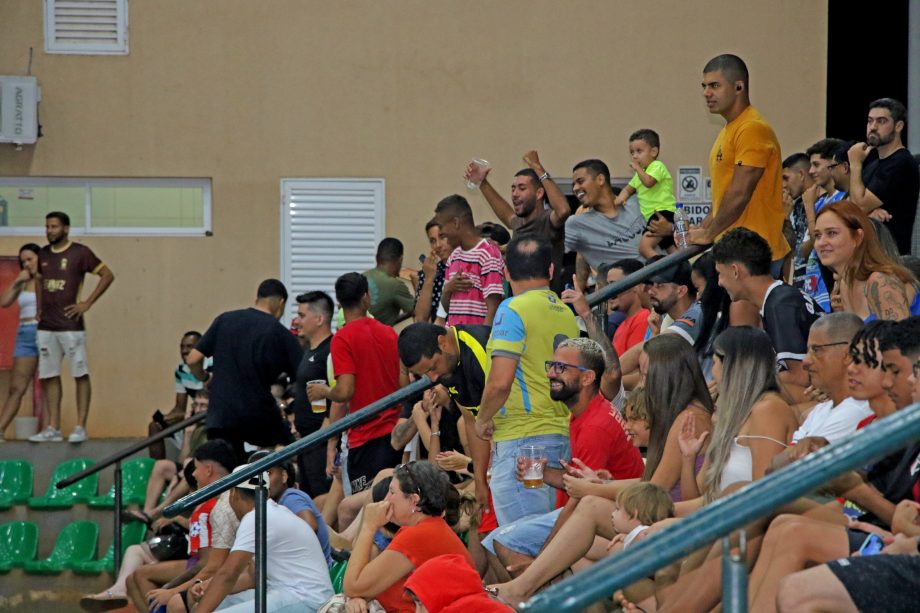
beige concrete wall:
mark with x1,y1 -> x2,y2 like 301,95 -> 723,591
0,0 -> 828,437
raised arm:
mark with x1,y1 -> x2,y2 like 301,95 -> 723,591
846,143 -> 884,213
523,150 -> 571,229
0,269 -> 31,308
561,276 -> 622,399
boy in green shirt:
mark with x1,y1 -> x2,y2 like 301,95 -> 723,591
613,129 -> 678,259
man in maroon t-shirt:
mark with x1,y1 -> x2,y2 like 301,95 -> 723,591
307,272 -> 406,494
482,337 -> 643,572
30,211 -> 114,443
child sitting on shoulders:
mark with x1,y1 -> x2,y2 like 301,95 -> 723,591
613,129 -> 678,259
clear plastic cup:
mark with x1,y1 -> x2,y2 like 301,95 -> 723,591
307,379 -> 327,413
466,158 -> 490,189
519,444 -> 547,489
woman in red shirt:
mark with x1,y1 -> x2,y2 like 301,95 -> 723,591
343,461 -> 474,612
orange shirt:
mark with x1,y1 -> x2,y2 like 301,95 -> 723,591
375,517 -> 475,612
709,105 -> 789,259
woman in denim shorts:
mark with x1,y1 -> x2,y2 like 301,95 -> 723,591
0,243 -> 41,441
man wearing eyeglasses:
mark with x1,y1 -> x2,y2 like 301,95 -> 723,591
793,313 -> 874,443
474,235 -> 579,526
481,338 -> 643,581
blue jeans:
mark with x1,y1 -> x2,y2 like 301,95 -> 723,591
482,507 -> 563,557
490,433 -> 569,526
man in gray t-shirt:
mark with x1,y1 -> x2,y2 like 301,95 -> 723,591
565,159 -> 645,288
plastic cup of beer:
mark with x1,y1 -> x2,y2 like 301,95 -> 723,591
466,158 -> 490,190
307,379 -> 327,413
520,445 -> 547,489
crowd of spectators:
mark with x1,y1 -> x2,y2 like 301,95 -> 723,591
47,51 -> 920,612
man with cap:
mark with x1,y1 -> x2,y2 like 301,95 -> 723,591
612,257 -> 701,390
192,463 -> 334,613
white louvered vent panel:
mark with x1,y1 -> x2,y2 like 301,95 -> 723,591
44,0 -> 129,55
280,179 -> 385,326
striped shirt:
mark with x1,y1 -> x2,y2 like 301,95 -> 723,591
445,240 -> 505,326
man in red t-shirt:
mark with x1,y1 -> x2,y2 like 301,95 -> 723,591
608,259 -> 651,357
308,273 -> 406,494
482,337 -> 644,571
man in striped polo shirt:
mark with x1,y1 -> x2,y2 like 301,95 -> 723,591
434,195 -> 505,326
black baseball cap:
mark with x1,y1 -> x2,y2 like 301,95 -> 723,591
648,260 -> 693,288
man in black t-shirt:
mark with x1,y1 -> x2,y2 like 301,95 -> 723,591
396,322 -> 492,506
847,98 -> 920,254
713,228 -> 822,404
289,290 -> 336,498
187,279 -> 303,460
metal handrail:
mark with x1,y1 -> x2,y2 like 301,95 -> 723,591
52,410 -> 207,574
161,245 -> 707,612
519,403 -> 920,612
163,376 -> 435,517
163,246 -> 706,517
56,412 -> 207,489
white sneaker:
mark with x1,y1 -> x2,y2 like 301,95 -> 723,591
68,426 -> 88,443
29,426 -> 64,442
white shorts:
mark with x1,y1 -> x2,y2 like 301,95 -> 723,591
37,330 -> 90,379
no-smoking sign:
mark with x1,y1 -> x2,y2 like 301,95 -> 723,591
677,166 -> 703,203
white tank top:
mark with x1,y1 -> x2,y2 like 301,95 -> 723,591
18,290 -> 37,321
719,435 -> 788,492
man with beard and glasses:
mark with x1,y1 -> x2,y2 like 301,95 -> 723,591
480,338 -> 643,580
465,150 -> 572,295
30,211 -> 115,443
847,98 -> 920,254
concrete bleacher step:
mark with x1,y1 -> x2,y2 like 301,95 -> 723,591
0,439 -> 148,612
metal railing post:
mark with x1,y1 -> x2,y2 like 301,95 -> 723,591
721,530 -> 747,613
113,461 -> 123,574
254,472 -> 268,613
163,376 -> 435,517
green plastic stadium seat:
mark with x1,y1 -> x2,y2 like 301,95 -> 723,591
27,458 -> 97,509
72,522 -> 147,574
0,459 -> 33,507
23,520 -> 98,574
0,521 -> 39,572
330,559 -> 347,593
87,457 -> 156,508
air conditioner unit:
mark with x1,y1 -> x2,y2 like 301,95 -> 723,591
0,76 -> 41,145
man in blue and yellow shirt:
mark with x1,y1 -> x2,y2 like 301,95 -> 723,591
475,236 -> 579,525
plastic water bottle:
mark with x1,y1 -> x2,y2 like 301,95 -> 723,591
673,202 -> 689,249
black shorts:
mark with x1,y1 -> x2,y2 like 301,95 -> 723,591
347,433 -> 402,494
827,554 -> 920,612
294,427 -> 332,498
646,209 -> 675,250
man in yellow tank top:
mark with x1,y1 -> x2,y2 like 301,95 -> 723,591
689,54 -> 790,277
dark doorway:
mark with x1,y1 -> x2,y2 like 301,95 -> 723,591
826,0 -> 910,143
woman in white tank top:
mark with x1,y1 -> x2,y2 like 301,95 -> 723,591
678,327 -> 799,507
0,244 -> 42,441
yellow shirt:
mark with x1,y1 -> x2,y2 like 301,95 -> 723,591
486,289 -> 579,442
709,105 -> 790,259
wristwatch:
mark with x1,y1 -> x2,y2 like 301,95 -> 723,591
538,171 -> 551,183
